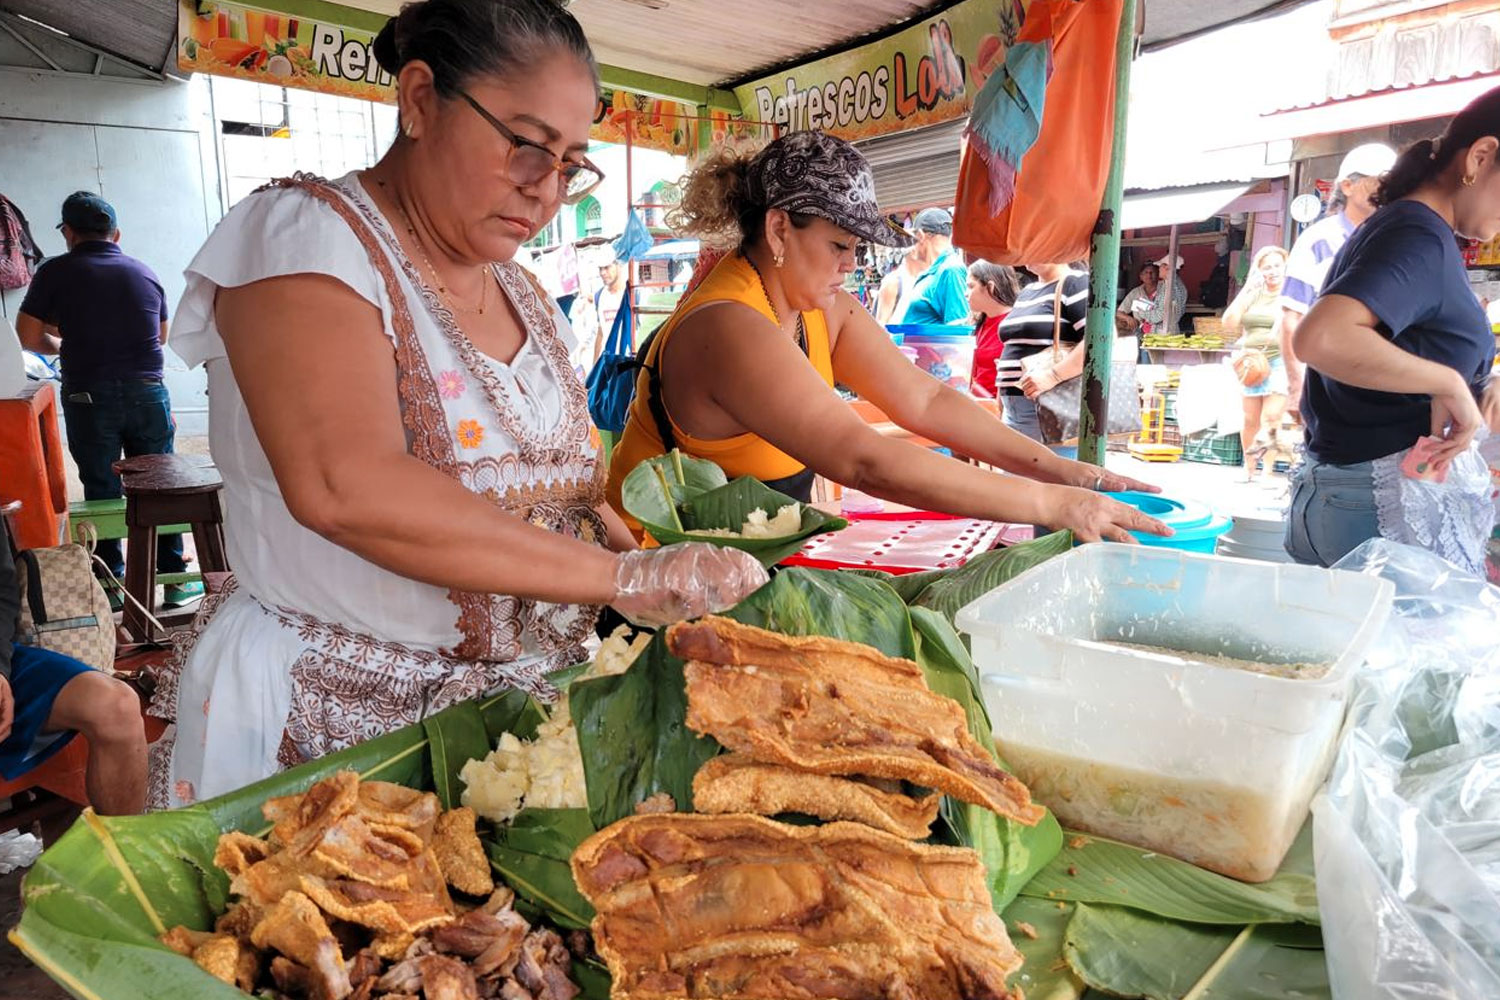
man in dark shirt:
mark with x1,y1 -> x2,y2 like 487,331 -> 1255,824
15,193 -> 194,601
0,527 -> 148,814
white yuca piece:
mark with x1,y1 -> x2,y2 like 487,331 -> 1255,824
687,503 -> 802,539
461,626 -> 652,823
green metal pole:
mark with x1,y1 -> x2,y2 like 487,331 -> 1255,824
1077,0 -> 1138,467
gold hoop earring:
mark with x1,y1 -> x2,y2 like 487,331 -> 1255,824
1463,174 -> 1477,187
403,121 -> 414,139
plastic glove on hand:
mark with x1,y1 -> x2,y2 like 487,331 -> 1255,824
611,543 -> 770,628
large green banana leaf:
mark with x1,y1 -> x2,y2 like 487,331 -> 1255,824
620,451 -> 846,565
999,821 -> 1329,1000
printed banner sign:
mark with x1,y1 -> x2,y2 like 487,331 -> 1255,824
178,2 -> 700,154
177,1 -> 394,103
732,0 -> 1029,142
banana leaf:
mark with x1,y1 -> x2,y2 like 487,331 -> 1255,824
909,529 -> 1075,628
1001,897 -> 1087,1000
845,529 -> 1075,626
912,606 -> 1062,910
1020,832 -> 1320,926
620,451 -> 846,566
424,700 -> 493,810
1061,904 -> 1330,1000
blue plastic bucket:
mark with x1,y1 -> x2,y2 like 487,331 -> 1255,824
1104,491 -> 1233,553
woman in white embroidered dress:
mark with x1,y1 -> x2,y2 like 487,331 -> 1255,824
149,0 -> 767,808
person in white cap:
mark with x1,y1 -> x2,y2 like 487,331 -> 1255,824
1141,254 -> 1187,335
1278,142 -> 1398,410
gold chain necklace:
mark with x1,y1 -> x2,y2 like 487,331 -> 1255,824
741,250 -> 807,353
377,177 -> 489,315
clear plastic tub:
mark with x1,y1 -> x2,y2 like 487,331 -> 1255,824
955,545 -> 1394,881
888,325 -> 975,391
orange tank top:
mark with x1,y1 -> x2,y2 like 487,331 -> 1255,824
606,252 -> 835,530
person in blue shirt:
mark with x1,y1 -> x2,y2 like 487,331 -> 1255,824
1287,86 -> 1500,572
895,208 -> 970,325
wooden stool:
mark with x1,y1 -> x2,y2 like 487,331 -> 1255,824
114,454 -> 228,642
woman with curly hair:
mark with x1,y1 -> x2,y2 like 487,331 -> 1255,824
605,131 -> 1166,544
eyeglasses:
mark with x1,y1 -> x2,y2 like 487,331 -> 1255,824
456,90 -> 604,205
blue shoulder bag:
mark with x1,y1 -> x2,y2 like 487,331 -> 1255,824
585,288 -> 637,433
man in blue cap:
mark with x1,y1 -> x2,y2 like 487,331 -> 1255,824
14,192 -> 196,605
895,207 -> 971,326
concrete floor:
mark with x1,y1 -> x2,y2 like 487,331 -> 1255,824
1,805 -> 80,1000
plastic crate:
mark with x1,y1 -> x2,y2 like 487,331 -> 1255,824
1183,430 -> 1244,466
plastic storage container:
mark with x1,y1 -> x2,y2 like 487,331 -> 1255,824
1105,491 -> 1232,553
888,324 -> 974,391
956,545 -> 1394,881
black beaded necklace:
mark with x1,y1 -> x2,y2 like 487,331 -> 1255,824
741,250 -> 808,355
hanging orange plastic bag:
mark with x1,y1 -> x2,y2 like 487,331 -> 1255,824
954,0 -> 1125,266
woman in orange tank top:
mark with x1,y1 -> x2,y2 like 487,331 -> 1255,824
608,132 -> 1167,544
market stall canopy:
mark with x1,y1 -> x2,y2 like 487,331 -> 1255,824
1120,181 -> 1254,230
0,0 -> 1322,102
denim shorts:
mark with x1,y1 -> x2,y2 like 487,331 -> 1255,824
1242,355 -> 1289,398
1284,454 -> 1380,567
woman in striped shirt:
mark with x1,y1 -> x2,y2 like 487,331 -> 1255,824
1001,263 -> 1090,444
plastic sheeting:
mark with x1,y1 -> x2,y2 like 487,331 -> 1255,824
1315,539 -> 1500,1000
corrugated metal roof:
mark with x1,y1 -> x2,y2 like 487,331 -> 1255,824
1274,4 -> 1499,110
1141,0 -> 1317,50
0,0 -> 174,73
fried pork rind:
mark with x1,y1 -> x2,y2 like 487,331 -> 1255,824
190,933 -> 260,991
669,616 -> 1045,826
313,814 -> 427,889
370,931 -> 418,961
357,781 -> 442,844
160,924 -> 215,956
573,812 -> 1022,1000
299,874 -> 453,937
267,769 -> 361,852
215,900 -> 264,941
693,753 -> 942,839
214,831 -> 272,877
166,772 -> 579,1000
433,806 -> 495,897
250,890 -> 352,1000
234,848 -> 338,907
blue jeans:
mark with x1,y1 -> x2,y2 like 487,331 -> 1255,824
1284,455 -> 1380,567
61,378 -> 186,577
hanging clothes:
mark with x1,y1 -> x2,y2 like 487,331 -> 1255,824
0,193 -> 44,290
953,0 -> 1126,266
